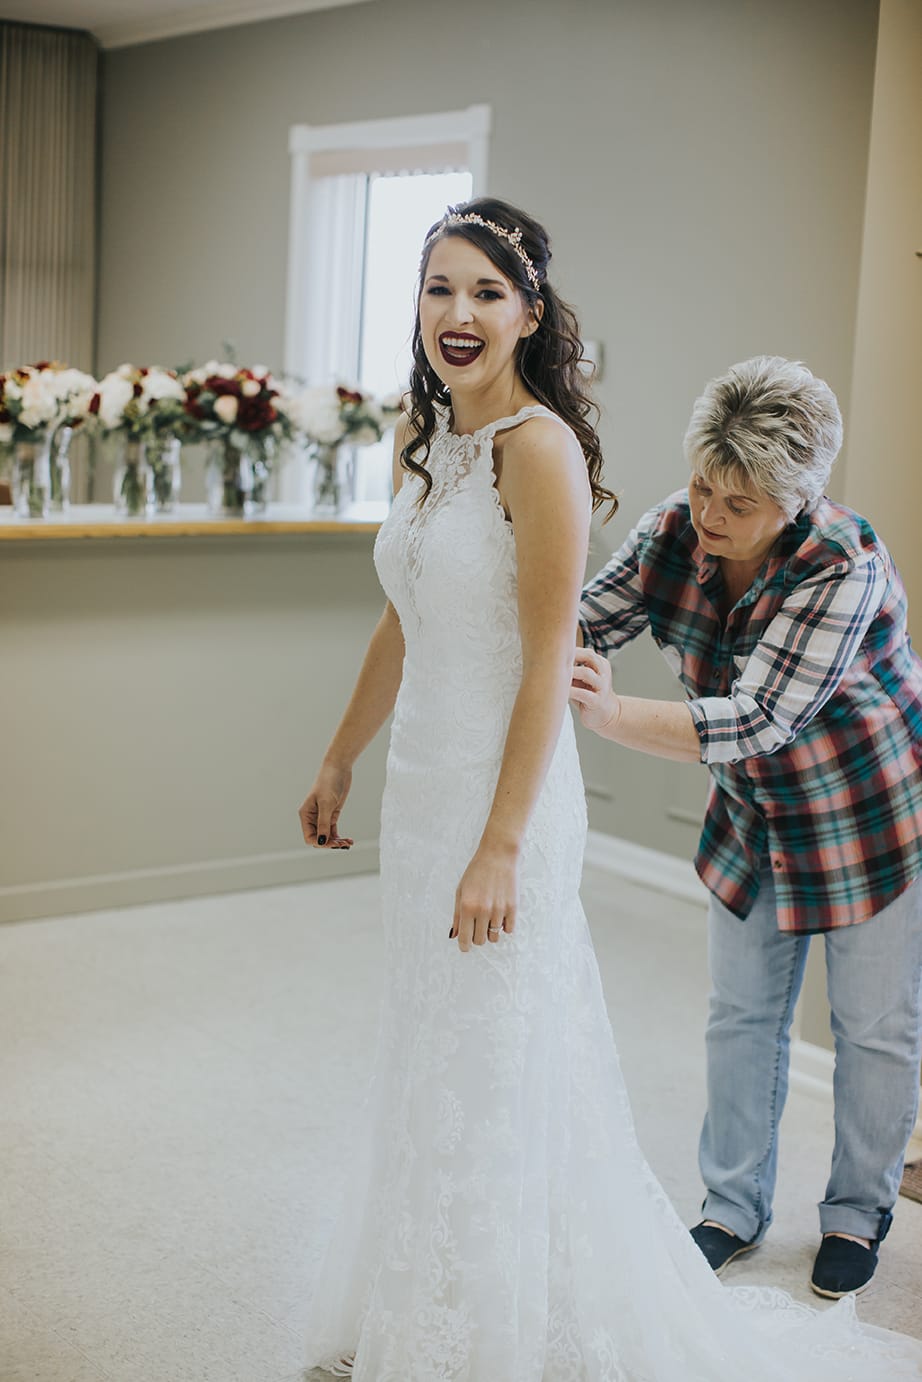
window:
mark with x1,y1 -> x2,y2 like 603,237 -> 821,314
358,168 -> 473,400
284,106 -> 489,501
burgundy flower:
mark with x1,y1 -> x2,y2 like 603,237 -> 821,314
237,394 -> 276,431
210,378 -> 241,397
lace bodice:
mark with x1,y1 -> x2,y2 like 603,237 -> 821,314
375,402 -> 559,667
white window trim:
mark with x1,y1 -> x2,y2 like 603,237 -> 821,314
283,104 -> 491,379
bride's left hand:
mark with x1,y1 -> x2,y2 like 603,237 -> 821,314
451,843 -> 518,952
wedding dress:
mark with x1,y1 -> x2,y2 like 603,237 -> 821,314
304,402 -> 922,1381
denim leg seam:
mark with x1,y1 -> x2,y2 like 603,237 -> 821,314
751,939 -> 803,1226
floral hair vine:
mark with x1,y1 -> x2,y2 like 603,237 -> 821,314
424,212 -> 542,293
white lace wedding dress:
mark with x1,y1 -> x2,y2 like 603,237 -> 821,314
304,403 -> 922,1381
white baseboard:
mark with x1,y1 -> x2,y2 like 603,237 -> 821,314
0,841 -> 379,924
584,829 -> 708,907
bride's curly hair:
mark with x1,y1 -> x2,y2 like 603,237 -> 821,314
401,196 -> 616,518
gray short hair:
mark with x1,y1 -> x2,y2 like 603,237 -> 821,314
683,356 -> 843,520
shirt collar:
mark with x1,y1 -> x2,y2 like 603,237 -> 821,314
688,512 -> 809,594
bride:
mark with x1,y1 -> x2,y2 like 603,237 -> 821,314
298,197 -> 922,1380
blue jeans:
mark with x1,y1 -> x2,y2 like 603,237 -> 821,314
699,865 -> 922,1244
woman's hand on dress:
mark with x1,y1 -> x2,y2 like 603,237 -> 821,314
570,647 -> 621,734
450,843 -> 518,951
298,761 -> 354,849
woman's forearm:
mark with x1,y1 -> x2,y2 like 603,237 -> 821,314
480,650 -> 574,851
323,603 -> 405,769
601,694 -> 701,763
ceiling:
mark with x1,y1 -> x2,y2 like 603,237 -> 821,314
0,0 -> 371,49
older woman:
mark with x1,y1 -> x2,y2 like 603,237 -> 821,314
573,356 -> 922,1300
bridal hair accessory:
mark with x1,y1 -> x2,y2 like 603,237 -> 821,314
424,213 -> 542,293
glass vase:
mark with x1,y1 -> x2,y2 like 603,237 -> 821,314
205,436 -> 274,517
206,438 -> 248,516
145,437 -> 182,514
11,435 -> 53,518
113,439 -> 149,517
247,453 -> 272,516
311,442 -> 353,515
49,425 -> 73,512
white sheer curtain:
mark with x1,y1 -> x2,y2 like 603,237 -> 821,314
0,22 -> 98,371
301,172 -> 367,387
279,171 -> 366,501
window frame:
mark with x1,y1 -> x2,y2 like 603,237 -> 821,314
283,104 -> 491,382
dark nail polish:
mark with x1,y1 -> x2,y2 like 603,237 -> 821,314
318,835 -> 327,845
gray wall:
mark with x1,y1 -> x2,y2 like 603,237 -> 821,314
0,534 -> 388,922
93,0 -> 880,872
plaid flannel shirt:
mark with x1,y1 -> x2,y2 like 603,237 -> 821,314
579,492 -> 922,933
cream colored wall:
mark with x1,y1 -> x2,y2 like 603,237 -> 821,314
86,0 -> 880,899
0,535 -> 388,922
800,0 -> 922,1053
842,0 -> 922,642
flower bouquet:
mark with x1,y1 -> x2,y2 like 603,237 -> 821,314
182,363 -> 292,516
286,384 -> 404,513
93,364 -> 187,515
46,367 -> 99,510
0,363 -> 97,516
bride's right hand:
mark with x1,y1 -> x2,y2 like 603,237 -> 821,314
298,761 -> 354,849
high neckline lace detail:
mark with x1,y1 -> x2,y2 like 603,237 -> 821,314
439,402 -> 550,446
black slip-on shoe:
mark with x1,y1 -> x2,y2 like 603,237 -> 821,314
689,1221 -> 759,1276
810,1234 -> 879,1298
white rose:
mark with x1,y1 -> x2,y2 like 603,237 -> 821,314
141,369 -> 184,405
116,362 -> 135,380
214,394 -> 239,424
53,369 -> 99,420
288,386 -> 345,444
215,363 -> 237,380
98,372 -> 136,429
241,379 -> 261,398
203,360 -> 220,375
19,374 -> 59,428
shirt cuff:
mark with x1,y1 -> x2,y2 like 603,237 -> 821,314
687,696 -> 742,765
578,612 -> 604,654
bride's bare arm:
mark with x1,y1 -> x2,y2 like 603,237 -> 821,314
298,420 -> 410,849
451,418 -> 591,949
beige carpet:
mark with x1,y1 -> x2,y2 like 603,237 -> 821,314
1,866 -> 919,1381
